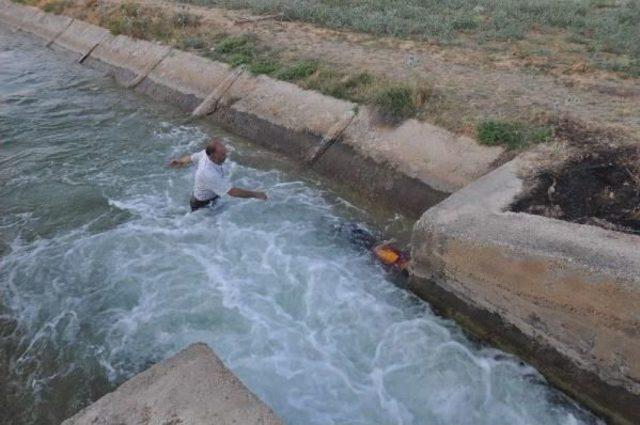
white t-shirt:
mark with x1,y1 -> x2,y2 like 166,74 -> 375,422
191,150 -> 232,201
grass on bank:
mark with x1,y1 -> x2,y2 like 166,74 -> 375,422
176,0 -> 640,77
204,33 -> 427,120
477,120 -> 554,150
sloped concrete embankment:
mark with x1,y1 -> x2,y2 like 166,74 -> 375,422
0,0 -> 502,218
62,343 -> 284,425
410,155 -> 640,425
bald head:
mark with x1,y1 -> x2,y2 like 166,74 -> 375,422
205,138 -> 227,165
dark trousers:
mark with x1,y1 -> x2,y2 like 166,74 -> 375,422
190,195 -> 219,211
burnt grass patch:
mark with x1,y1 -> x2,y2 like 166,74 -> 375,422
512,145 -> 640,235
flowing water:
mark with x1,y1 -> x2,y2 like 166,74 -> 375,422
0,27 -> 601,425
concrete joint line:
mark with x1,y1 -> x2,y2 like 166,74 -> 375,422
45,18 -> 74,48
307,110 -> 356,165
192,66 -> 245,118
124,46 -> 173,89
78,39 -> 102,64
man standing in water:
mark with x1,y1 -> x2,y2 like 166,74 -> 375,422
168,138 -> 267,211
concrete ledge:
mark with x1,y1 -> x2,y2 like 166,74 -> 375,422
410,156 -> 640,424
213,73 -> 357,161
20,8 -> 72,43
312,139 -> 448,216
62,343 -> 284,425
54,19 -> 112,60
341,108 -> 503,194
0,1 -> 40,29
140,50 -> 235,112
90,35 -> 172,86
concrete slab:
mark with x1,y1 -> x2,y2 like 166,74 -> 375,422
341,107 -> 503,194
213,73 -> 356,160
0,1 -> 40,28
54,19 -> 112,58
20,8 -> 72,42
91,35 -> 172,85
140,50 -> 235,112
410,154 -> 640,424
149,50 -> 234,100
62,343 -> 284,425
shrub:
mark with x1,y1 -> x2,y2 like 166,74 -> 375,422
249,59 -> 281,75
215,34 -> 255,54
42,0 -> 69,14
275,60 -> 318,81
372,83 -> 416,120
477,120 -> 524,148
181,36 -> 206,50
477,120 -> 553,149
172,12 -> 200,28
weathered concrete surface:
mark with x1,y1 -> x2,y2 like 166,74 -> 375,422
90,34 -> 173,86
54,19 -> 112,59
191,66 -> 244,117
138,49 -> 235,112
0,1 -> 40,29
312,139 -> 449,217
213,73 -> 357,161
20,8 -> 72,43
62,343 -> 284,425
341,108 -> 503,194
411,155 -> 640,424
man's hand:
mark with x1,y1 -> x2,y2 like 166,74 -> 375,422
228,188 -> 268,200
167,155 -> 192,168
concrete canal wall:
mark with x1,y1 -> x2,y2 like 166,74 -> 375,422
1,2 -> 638,423
410,153 -> 640,424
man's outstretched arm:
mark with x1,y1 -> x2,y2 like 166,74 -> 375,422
227,187 -> 267,200
167,154 -> 192,168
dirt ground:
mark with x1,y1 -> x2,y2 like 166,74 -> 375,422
40,0 -> 640,143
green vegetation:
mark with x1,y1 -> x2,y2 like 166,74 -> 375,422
305,71 -> 375,101
180,36 -> 207,50
477,120 -> 553,150
207,34 -> 424,119
372,84 -> 416,121
215,33 -> 255,53
42,0 -> 70,14
178,0 -> 640,76
275,60 -> 318,81
247,58 -> 279,75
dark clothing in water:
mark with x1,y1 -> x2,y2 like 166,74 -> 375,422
190,195 -> 219,211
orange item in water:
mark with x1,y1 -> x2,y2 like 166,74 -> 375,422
374,246 -> 400,265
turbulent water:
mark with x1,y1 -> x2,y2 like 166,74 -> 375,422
0,27 -> 601,425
